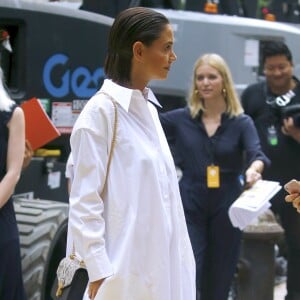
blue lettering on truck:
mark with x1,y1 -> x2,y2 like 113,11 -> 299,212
43,53 -> 104,98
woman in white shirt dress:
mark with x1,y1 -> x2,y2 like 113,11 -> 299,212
68,7 -> 196,300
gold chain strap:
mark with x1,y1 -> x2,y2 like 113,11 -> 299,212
102,96 -> 118,194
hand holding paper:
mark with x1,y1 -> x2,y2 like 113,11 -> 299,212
229,180 -> 281,230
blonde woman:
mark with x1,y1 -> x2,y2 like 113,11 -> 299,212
160,53 -> 270,300
0,66 -> 26,299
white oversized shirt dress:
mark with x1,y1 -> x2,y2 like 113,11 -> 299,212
68,79 -> 196,300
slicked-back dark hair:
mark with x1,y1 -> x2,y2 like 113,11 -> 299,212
262,40 -> 293,65
104,7 -> 169,85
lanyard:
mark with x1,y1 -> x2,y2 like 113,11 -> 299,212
205,137 -> 220,188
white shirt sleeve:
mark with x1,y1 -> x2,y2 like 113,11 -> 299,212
65,153 -> 74,181
68,107 -> 114,282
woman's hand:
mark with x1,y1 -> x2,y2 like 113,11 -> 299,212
88,278 -> 105,300
244,160 -> 264,189
245,168 -> 262,188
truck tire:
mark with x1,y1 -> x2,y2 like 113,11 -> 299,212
14,197 -> 69,300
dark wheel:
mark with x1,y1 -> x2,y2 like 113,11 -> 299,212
14,197 -> 69,300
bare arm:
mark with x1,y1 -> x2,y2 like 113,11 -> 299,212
0,107 -> 25,208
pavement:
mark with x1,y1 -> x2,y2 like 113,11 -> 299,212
274,281 -> 286,300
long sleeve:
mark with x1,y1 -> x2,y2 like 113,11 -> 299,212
240,114 -> 271,168
68,100 -> 114,282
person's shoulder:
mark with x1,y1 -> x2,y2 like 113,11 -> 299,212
241,81 -> 266,114
0,103 -> 17,125
160,106 -> 190,122
80,90 -> 115,117
161,106 -> 189,116
12,106 -> 24,117
234,113 -> 255,126
236,112 -> 252,120
72,91 -> 114,134
174,106 -> 189,115
242,81 -> 265,95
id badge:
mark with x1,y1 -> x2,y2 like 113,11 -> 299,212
207,165 -> 220,188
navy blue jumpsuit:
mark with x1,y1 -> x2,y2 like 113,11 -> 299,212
0,105 -> 27,300
160,107 -> 270,300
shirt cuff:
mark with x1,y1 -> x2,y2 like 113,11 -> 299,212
85,250 -> 114,282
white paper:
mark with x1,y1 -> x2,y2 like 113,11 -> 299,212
229,180 -> 282,230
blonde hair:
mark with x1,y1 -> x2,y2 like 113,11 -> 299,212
188,53 -> 243,118
0,67 -> 14,111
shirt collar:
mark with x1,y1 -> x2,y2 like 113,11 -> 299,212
100,79 -> 161,112
146,88 -> 162,108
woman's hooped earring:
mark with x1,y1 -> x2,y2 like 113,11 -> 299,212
194,90 -> 199,95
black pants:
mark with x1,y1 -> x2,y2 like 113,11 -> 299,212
0,239 -> 27,300
272,190 -> 300,300
182,180 -> 242,300
0,200 -> 27,300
